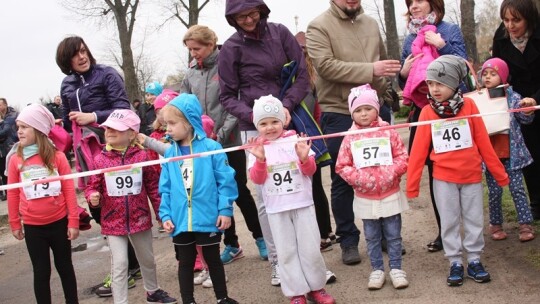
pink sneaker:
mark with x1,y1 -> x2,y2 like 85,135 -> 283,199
306,289 -> 335,304
193,254 -> 204,272
290,295 -> 307,304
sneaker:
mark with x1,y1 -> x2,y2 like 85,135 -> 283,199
193,269 -> 209,285
129,267 -> 142,280
341,246 -> 361,265
220,245 -> 244,265
202,274 -> 228,288
306,288 -> 336,304
290,295 -> 307,304
325,270 -> 337,284
389,269 -> 409,289
217,297 -> 239,304
146,289 -> 177,303
95,274 -> 136,297
447,263 -> 464,286
270,260 -> 281,286
255,237 -> 268,260
467,260 -> 491,283
368,270 -> 385,290
193,254 -> 204,272
320,239 -> 333,252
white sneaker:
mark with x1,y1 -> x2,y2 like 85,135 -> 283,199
326,270 -> 337,284
270,260 -> 281,286
202,274 -> 228,288
389,269 -> 409,289
368,270 -> 385,290
194,269 -> 209,285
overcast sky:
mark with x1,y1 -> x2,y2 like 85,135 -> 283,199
0,0 -> 500,109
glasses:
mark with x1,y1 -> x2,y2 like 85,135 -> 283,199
235,10 -> 260,22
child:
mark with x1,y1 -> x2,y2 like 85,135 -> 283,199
140,81 -> 164,135
158,93 -> 238,304
480,58 -> 536,242
7,104 -> 79,303
407,55 -> 509,287
246,95 -> 335,304
335,84 -> 409,290
85,109 -> 176,304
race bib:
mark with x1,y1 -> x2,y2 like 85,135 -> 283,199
181,159 -> 193,191
431,119 -> 473,154
21,167 -> 62,200
264,162 -> 304,196
105,168 -> 142,196
351,137 -> 393,168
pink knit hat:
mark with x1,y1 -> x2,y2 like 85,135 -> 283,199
17,104 -> 55,135
201,114 -> 215,138
481,58 -> 509,84
348,84 -> 380,114
100,109 -> 141,132
154,89 -> 179,111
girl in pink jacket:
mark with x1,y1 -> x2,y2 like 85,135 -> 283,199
336,84 -> 409,290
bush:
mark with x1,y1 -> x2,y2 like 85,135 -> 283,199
395,105 -> 411,119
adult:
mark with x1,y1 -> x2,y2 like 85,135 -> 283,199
46,95 -> 64,120
139,81 -> 163,136
493,0 -> 540,220
306,0 -> 400,265
399,0 -> 467,253
219,0 -> 310,285
0,97 -> 18,201
181,25 -> 267,264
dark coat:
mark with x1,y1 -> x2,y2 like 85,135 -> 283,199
0,107 -> 18,157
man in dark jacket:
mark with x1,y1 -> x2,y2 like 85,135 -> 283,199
0,97 -> 18,200
46,95 -> 64,120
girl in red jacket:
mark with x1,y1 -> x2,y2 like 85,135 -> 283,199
7,104 -> 79,304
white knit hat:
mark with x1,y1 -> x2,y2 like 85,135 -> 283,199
252,95 -> 286,126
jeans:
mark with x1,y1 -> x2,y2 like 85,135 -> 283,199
363,214 -> 403,271
320,112 -> 359,248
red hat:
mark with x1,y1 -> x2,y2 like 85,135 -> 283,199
154,89 -> 179,111
481,58 -> 509,84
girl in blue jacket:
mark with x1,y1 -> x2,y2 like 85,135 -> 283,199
159,93 -> 239,304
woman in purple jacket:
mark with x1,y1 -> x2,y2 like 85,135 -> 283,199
218,0 -> 310,287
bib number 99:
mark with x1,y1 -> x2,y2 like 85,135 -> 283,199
116,176 -> 133,189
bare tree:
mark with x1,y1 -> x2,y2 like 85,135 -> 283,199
477,0 -> 502,61
383,0 -> 400,60
162,0 -> 211,29
461,0 -> 478,63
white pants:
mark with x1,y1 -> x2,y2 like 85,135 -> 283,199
107,230 -> 159,304
268,206 -> 326,297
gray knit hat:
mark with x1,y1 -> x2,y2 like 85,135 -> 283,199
252,94 -> 286,126
426,55 -> 468,90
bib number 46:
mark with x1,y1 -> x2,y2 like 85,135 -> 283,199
442,127 -> 461,142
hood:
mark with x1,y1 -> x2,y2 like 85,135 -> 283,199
225,0 -> 270,27
168,93 -> 206,140
189,49 -> 219,69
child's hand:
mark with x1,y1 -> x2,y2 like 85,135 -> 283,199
246,137 -> 266,162
137,133 -> 147,145
12,229 -> 24,240
216,216 -> 231,230
67,228 -> 79,240
519,97 -> 537,115
163,220 -> 175,233
295,133 -> 312,163
89,192 -> 101,207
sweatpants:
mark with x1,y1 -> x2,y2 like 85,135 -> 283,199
433,179 -> 484,265
107,230 -> 159,304
268,206 -> 326,297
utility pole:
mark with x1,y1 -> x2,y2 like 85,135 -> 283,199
294,15 -> 299,33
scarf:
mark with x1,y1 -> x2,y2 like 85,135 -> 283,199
510,32 -> 530,53
408,11 -> 437,34
22,144 -> 39,160
428,90 -> 464,118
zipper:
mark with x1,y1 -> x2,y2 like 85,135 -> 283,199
121,151 -> 130,234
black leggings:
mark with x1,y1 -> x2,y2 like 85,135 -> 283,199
24,217 -> 78,304
313,166 -> 332,239
177,243 -> 227,303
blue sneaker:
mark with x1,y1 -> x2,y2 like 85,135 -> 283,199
255,237 -> 268,260
467,260 -> 491,283
146,289 -> 177,303
220,245 -> 244,264
447,263 -> 464,286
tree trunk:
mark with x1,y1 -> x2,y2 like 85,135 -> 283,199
460,0 -> 478,63
383,0 -> 400,60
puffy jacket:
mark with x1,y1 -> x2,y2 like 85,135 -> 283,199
159,94 -> 238,236
336,118 -> 408,200
60,64 -> 131,132
0,106 -> 18,157
85,146 -> 161,236
219,0 -> 309,130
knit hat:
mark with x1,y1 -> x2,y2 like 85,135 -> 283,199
481,58 -> 509,84
17,104 -> 55,135
145,81 -> 163,96
426,55 -> 468,90
100,109 -> 141,133
154,89 -> 179,111
348,84 -> 380,114
201,114 -> 215,138
252,95 -> 286,126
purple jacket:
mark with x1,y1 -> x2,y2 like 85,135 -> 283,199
60,64 -> 130,131
219,0 -> 309,131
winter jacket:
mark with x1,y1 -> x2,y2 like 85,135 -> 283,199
7,151 -> 79,230
60,64 -> 131,132
406,97 -> 509,198
219,0 -> 309,130
336,118 -> 408,200
181,49 -> 241,148
138,102 -> 156,136
159,94 -> 238,236
85,146 -> 161,236
402,25 -> 439,108
305,3 -> 388,115
0,106 -> 18,157
399,21 -> 467,90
